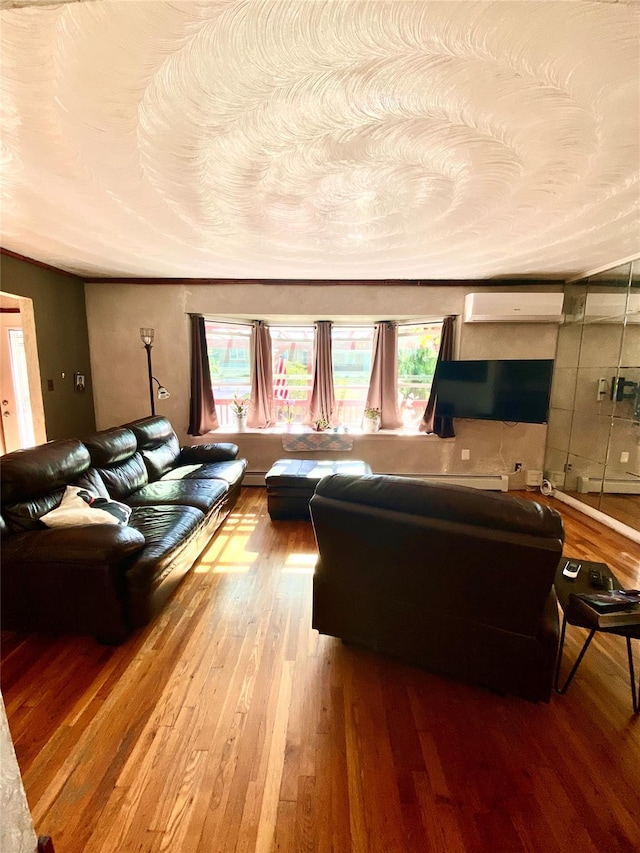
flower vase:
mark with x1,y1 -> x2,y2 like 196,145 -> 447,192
363,416 -> 380,433
235,413 -> 248,432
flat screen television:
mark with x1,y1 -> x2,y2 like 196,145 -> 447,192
434,359 -> 554,424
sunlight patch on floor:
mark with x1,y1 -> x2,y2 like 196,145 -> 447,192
212,564 -> 254,574
196,515 -> 260,574
281,552 -> 316,574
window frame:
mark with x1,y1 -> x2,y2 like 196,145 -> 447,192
331,324 -> 376,427
270,324 -> 315,426
204,319 -> 253,428
202,316 -> 445,432
397,320 -> 444,429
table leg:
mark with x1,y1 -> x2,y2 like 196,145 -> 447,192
554,615 -> 597,695
626,638 -> 639,714
554,614 -> 569,693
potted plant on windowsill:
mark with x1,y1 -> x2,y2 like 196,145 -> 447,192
231,393 -> 250,432
311,414 -> 332,432
282,402 -> 296,431
362,406 -> 381,433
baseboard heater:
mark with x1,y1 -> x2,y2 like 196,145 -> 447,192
410,473 -> 509,492
577,476 -> 640,495
245,471 -> 509,491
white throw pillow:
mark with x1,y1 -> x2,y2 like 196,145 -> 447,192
41,485 -> 131,528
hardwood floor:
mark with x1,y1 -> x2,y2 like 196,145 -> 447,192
2,488 -> 640,853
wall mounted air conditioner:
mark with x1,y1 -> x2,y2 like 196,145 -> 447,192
464,292 -> 565,323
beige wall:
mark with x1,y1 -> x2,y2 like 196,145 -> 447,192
84,281 -> 561,486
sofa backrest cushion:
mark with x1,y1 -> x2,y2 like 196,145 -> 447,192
0,439 -> 91,532
83,426 -> 138,466
83,427 -> 148,500
314,473 -> 563,539
126,416 -> 180,481
75,466 -> 111,499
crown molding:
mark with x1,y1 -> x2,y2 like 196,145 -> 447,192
1,248 -> 81,280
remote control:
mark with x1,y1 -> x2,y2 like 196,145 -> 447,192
562,560 -> 581,579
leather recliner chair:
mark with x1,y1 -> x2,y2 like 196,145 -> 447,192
310,473 -> 564,702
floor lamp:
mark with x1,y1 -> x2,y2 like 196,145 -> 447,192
140,328 -> 170,416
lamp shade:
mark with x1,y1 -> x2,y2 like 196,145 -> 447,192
140,327 -> 154,345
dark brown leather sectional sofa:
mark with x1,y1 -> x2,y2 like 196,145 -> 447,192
310,473 -> 565,702
0,416 -> 246,643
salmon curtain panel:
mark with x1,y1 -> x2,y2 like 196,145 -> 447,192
419,315 -> 456,437
248,320 -> 273,428
187,315 -> 219,435
308,321 -> 335,425
366,322 -> 402,429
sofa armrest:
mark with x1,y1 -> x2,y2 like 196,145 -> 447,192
1,526 -> 147,643
179,443 -> 239,464
2,525 -> 145,564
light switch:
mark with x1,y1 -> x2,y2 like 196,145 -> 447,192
620,451 -> 630,463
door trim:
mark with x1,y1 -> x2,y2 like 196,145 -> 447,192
0,291 -> 46,447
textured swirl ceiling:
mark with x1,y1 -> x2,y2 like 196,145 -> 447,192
0,0 -> 638,280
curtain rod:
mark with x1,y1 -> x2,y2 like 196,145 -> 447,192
188,314 -> 450,327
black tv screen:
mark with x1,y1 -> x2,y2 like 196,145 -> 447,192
434,359 -> 554,424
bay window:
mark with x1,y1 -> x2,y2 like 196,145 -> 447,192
200,317 -> 444,431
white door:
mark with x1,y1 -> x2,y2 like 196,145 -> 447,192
1,311 -> 36,452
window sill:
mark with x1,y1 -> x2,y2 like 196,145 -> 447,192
210,426 -> 444,438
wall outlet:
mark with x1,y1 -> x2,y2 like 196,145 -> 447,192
461,449 -> 470,460
514,462 -> 522,472
620,451 -> 630,463
597,377 -> 608,401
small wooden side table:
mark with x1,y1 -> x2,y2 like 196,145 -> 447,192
553,558 -> 640,713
